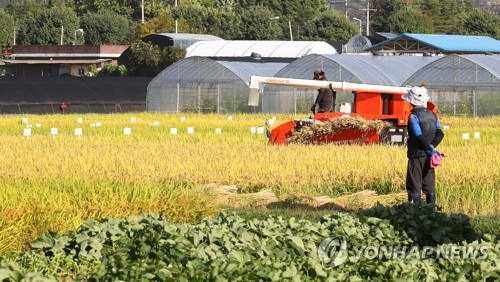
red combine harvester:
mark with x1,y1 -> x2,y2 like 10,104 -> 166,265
248,76 -> 436,145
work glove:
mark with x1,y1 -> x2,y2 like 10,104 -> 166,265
310,104 -> 317,114
425,149 -> 440,156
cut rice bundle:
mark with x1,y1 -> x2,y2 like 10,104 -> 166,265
287,116 -> 391,144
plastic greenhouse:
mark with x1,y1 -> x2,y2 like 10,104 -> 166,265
146,57 -> 288,113
404,55 -> 500,116
260,54 -> 438,113
186,41 -> 337,58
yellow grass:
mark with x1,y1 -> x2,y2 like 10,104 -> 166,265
0,113 -> 498,254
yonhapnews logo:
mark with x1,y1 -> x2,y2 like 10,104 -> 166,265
317,237 -> 490,269
317,236 -> 348,269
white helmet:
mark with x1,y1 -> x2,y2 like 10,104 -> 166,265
402,86 -> 429,106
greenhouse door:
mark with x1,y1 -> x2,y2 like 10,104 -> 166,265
198,83 -> 219,113
433,89 -> 474,116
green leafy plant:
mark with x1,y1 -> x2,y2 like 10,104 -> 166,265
1,204 -> 497,281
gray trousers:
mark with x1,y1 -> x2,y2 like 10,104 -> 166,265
406,155 -> 436,204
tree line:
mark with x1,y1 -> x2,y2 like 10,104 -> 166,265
0,0 -> 498,76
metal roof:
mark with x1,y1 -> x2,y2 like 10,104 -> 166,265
273,54 -> 438,86
186,41 -> 337,58
375,32 -> 398,39
365,33 -> 500,54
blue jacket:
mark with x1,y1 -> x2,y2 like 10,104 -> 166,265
407,106 -> 444,158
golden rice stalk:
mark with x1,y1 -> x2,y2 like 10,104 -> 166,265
287,116 -> 391,144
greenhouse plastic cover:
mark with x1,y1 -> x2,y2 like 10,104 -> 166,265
186,41 -> 337,58
403,54 -> 500,88
273,54 -> 439,86
149,57 -> 288,85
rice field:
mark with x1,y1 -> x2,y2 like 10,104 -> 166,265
0,113 -> 498,254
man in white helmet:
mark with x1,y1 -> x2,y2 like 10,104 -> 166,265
402,86 -> 444,205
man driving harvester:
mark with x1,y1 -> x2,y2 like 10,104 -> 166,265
310,69 -> 336,114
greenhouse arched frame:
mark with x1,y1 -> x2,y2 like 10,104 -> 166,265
146,56 -> 288,113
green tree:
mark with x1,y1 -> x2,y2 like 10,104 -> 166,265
16,5 -> 79,45
300,8 -> 357,41
415,0 -> 474,34
460,8 -> 500,39
167,5 -> 242,39
237,5 -> 283,40
144,0 -> 173,18
204,7 -> 242,39
388,6 -> 434,34
96,63 -> 128,76
165,46 -> 186,66
170,4 -> 210,34
0,8 -> 14,51
73,0 -> 135,17
126,42 -> 184,76
134,11 -> 189,40
80,11 -> 130,45
371,0 -> 406,33
280,0 -> 326,24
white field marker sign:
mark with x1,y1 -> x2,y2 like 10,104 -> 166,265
180,116 -> 186,121
90,123 -> 96,127
215,128 -> 222,134
187,127 -> 194,134
443,125 -> 450,130
153,121 -> 159,126
257,126 -> 265,134
228,116 -> 233,121
474,132 -> 480,139
22,118 -> 28,124
95,122 -> 102,127
170,128 -> 177,135
35,123 -> 41,128
462,133 -> 470,140
131,117 -> 136,123
77,117 -> 83,124
51,128 -> 58,139
267,119 -> 274,125
23,128 -> 31,138
250,127 -> 256,134
124,127 -> 131,136
75,128 -> 83,137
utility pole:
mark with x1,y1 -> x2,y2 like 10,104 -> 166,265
60,25 -> 64,45
352,17 -> 362,36
175,0 -> 178,32
141,0 -> 144,23
358,1 -> 376,36
331,0 -> 348,17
